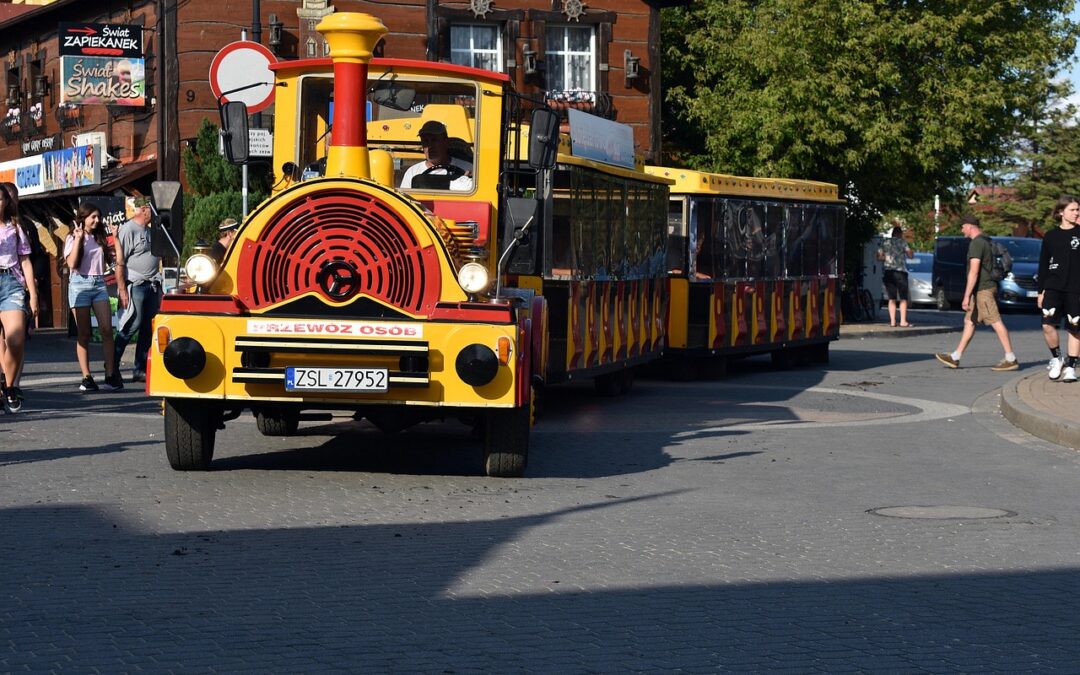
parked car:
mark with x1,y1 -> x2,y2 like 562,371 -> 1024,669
932,236 -> 1041,311
904,252 -> 933,306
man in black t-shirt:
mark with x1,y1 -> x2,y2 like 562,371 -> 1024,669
1038,195 -> 1080,381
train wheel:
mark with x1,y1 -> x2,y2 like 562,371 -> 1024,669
484,391 -> 531,478
164,398 -> 217,471
810,342 -> 830,364
256,409 -> 300,436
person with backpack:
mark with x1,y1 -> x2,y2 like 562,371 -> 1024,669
935,213 -> 1020,371
1037,195 -> 1080,382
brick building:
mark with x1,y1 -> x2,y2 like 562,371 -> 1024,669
0,0 -> 670,328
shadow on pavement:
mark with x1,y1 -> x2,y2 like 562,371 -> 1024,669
2,502 -> 1078,671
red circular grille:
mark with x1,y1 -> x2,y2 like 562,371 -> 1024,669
235,188 -> 442,314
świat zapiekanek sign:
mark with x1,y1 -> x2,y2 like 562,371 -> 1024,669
58,23 -> 145,106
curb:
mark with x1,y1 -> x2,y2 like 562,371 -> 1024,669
838,325 -> 961,340
1000,373 -> 1080,450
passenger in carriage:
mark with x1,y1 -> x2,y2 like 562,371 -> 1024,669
399,121 -> 473,191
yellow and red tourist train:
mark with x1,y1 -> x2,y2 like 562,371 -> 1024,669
146,12 -> 672,477
145,13 -> 844,478
646,166 -> 844,374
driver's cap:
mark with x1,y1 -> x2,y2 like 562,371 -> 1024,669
417,120 -> 447,138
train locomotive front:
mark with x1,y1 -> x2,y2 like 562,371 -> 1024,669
148,13 -> 552,477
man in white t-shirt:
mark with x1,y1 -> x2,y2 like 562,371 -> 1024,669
400,120 -> 473,191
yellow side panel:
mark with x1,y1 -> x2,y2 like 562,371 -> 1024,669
667,278 -> 689,349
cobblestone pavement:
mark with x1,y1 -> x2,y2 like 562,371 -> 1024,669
4,319 -> 1080,672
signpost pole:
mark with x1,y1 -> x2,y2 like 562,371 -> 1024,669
240,30 -> 250,217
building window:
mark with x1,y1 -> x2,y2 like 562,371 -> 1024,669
450,24 -> 502,71
545,25 -> 595,93
307,38 -> 316,57
323,40 -> 330,56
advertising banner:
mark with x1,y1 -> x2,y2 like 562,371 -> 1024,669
21,133 -> 62,157
59,22 -> 145,106
59,22 -> 143,58
78,194 -> 128,236
42,144 -> 101,192
60,56 -> 146,106
0,155 -> 46,196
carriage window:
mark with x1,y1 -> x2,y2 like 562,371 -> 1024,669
664,198 -> 686,275
784,206 -> 804,277
691,200 -> 715,280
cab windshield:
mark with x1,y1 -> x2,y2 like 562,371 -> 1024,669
297,74 -> 479,193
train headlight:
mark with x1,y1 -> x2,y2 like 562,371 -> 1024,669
457,262 -> 490,294
184,254 -> 219,286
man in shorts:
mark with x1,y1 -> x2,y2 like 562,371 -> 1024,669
935,214 -> 1019,371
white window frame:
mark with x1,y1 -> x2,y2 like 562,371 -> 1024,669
449,24 -> 503,72
545,24 -> 596,94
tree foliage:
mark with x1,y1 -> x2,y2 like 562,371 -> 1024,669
977,102 -> 1080,236
661,0 -> 1078,271
180,118 -> 269,256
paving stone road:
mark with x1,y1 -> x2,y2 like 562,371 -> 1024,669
4,314 -> 1080,672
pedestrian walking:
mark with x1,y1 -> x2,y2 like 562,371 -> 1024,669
113,196 -> 161,383
1037,195 -> 1080,382
935,214 -> 1019,371
877,225 -> 914,327
64,202 -> 122,392
0,182 -> 39,412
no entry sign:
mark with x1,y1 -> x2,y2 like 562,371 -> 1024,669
209,41 -> 278,113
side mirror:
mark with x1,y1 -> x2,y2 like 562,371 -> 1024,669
150,181 -> 183,259
369,81 -> 416,111
219,101 -> 250,164
529,108 -> 560,170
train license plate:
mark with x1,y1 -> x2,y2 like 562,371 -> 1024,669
285,367 -> 388,392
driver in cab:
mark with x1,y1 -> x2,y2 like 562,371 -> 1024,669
400,120 -> 473,191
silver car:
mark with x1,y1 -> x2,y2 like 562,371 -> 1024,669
907,252 -> 934,306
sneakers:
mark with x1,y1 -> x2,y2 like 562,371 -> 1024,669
79,375 -> 99,392
991,358 -> 1020,372
4,386 -> 22,413
131,371 -> 146,383
1063,367 -> 1078,383
1049,357 -> 1064,380
103,372 -> 125,391
935,353 -> 959,369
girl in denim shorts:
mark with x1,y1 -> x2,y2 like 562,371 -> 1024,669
0,181 -> 40,413
64,202 -> 122,392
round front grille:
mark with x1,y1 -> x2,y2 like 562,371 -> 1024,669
235,188 -> 442,314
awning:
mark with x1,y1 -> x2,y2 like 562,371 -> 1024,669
20,159 -> 158,201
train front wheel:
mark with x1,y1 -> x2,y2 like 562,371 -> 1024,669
484,391 -> 532,478
164,398 -> 218,471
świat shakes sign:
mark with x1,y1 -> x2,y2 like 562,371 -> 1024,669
58,22 -> 145,106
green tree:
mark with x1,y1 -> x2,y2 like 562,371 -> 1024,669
661,1 -> 1078,276
977,103 -> 1080,236
180,118 -> 270,256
